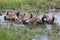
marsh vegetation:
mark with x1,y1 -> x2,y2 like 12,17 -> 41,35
0,0 -> 60,40
0,0 -> 60,13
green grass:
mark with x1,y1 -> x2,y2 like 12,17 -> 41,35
0,26 -> 32,40
0,24 -> 60,40
0,0 -> 60,40
0,0 -> 60,13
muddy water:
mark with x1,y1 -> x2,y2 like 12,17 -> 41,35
0,12 -> 60,40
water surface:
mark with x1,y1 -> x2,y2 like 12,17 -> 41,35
0,11 -> 60,40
